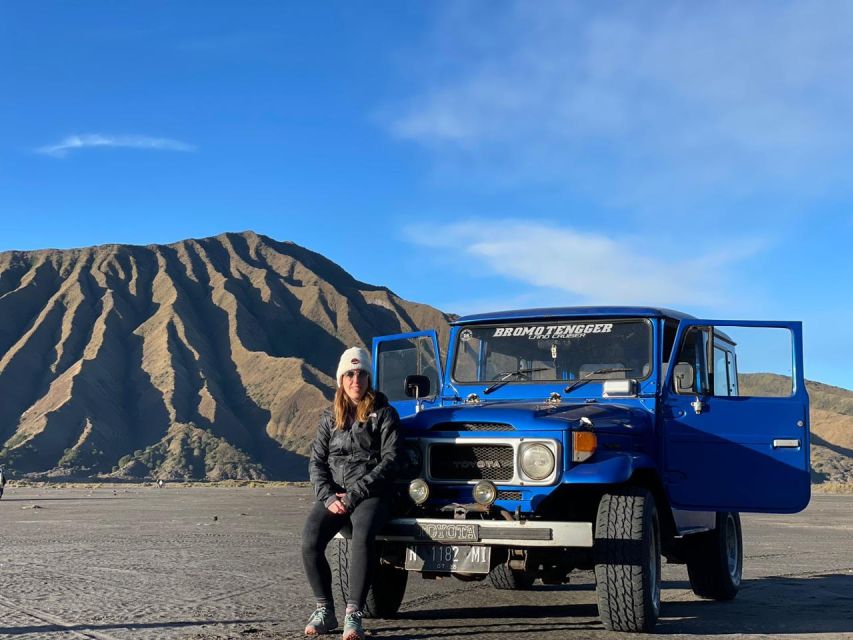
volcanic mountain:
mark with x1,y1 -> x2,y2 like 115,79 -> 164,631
0,231 -> 450,480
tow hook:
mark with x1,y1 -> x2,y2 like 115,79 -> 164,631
508,549 -> 528,571
442,503 -> 515,521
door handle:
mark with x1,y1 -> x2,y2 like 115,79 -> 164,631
691,396 -> 705,415
772,439 -> 801,449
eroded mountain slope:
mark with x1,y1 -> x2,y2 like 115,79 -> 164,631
0,231 -> 450,480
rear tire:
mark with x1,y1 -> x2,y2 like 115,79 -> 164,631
593,487 -> 661,633
685,511 -> 742,600
488,563 -> 535,590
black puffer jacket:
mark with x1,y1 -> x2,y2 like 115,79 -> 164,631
309,392 -> 401,511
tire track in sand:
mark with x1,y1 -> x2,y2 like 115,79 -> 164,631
0,594 -> 123,640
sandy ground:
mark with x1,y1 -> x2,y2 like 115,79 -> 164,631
0,486 -> 850,640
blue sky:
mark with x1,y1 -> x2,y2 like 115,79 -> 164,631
1,1 -> 851,389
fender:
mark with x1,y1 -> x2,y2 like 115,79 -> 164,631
563,452 -> 657,484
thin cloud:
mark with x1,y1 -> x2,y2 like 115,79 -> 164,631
386,2 -> 853,210
36,134 -> 196,158
407,219 -> 766,309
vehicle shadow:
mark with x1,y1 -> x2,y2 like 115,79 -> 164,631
400,602 -> 600,621
378,603 -> 602,638
375,573 -> 852,638
656,573 -> 853,635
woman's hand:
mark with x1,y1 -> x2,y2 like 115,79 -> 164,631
326,492 -> 348,514
326,500 -> 346,514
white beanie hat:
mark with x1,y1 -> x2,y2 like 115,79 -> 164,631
336,346 -> 372,387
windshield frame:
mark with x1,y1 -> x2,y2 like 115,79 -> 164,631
450,317 -> 655,387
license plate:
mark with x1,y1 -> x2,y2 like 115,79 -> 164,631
404,544 -> 491,573
416,522 -> 479,542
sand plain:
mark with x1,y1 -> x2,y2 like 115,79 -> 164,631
0,485 -> 850,640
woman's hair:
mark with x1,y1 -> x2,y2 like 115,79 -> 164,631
334,383 -> 376,429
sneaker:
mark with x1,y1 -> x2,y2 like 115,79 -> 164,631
341,609 -> 365,640
305,606 -> 338,636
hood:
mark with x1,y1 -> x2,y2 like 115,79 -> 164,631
401,400 -> 653,433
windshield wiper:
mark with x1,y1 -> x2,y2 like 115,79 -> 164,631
563,367 -> 632,394
483,368 -> 549,395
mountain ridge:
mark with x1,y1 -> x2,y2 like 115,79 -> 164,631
0,231 -> 451,480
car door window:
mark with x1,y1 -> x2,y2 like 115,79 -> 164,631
717,327 -> 794,398
377,336 -> 439,401
673,327 -> 710,394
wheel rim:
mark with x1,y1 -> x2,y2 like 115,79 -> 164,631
650,517 -> 661,614
724,514 -> 740,582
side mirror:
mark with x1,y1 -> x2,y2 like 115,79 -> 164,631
603,379 -> 636,397
673,362 -> 695,394
405,374 -> 431,399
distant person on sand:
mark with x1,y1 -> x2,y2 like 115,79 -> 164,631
0,466 -> 6,499
301,347 -> 401,640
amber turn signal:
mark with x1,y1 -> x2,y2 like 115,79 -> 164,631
572,431 -> 597,462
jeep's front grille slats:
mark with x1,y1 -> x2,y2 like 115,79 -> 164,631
429,444 -> 514,481
431,422 -> 515,432
497,490 -> 522,500
425,488 -> 523,501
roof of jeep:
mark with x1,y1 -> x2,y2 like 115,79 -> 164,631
452,306 -> 695,325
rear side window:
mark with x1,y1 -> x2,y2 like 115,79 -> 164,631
713,347 -> 737,396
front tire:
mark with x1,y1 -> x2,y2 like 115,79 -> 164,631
594,487 -> 661,633
331,537 -> 408,618
685,511 -> 742,600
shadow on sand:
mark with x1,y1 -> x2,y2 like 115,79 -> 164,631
377,573 -> 852,638
657,573 -> 853,635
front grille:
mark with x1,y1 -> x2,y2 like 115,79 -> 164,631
426,488 -> 523,501
431,422 -> 515,432
497,490 -> 522,500
429,444 -> 514,481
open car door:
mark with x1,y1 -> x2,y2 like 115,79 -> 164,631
372,330 -> 443,417
661,319 -> 810,513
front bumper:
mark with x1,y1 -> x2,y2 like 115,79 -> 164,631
375,517 -> 593,548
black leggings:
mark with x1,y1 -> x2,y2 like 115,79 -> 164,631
301,496 -> 388,611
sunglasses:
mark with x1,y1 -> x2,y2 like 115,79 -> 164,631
344,370 -> 369,380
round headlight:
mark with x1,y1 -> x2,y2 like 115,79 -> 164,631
520,443 -> 555,481
408,478 -> 430,505
472,480 -> 497,506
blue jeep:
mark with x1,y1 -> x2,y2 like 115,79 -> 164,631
333,307 -> 810,632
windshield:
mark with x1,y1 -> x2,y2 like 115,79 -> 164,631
452,319 -> 652,385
